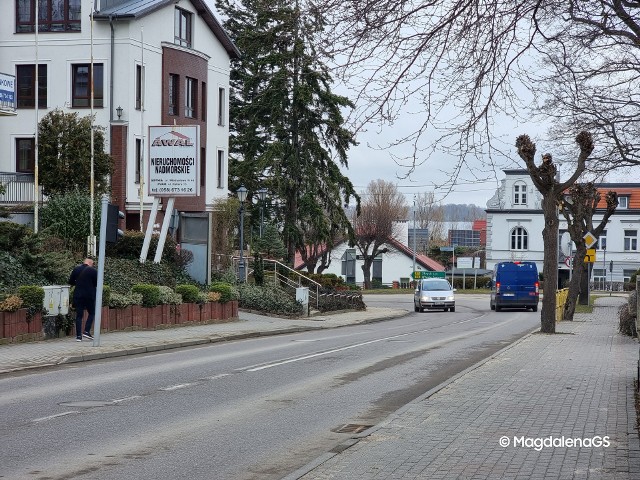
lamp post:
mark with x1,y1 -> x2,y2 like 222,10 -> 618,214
257,188 -> 267,238
237,185 -> 248,282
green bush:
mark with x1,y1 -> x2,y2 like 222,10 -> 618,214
175,284 -> 201,303
0,222 -> 37,253
130,284 -> 161,307
209,282 -> 239,303
39,191 -> 101,249
238,284 -> 303,316
104,258 -> 184,294
109,292 -> 143,309
158,286 -> 182,305
106,230 -> 180,264
101,284 -> 111,307
17,285 -> 45,309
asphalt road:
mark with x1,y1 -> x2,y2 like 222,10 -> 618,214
0,294 -> 540,480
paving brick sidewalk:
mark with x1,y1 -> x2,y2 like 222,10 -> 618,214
0,307 -> 408,374
289,296 -> 640,480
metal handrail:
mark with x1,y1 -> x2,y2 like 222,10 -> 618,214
0,172 -> 44,205
262,259 -> 321,309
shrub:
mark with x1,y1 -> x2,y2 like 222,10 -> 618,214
40,191 -> 101,249
618,294 -> 637,337
130,284 -> 161,307
0,294 -> 23,312
17,285 -> 45,309
158,286 -> 182,305
175,284 -> 202,303
106,230 -> 180,264
209,282 -> 239,303
101,284 -> 111,307
109,292 -> 143,309
206,291 -> 221,302
238,284 -> 303,316
104,258 -> 183,293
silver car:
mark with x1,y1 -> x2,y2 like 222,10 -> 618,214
414,278 -> 456,312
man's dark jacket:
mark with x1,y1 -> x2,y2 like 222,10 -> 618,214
68,264 -> 98,302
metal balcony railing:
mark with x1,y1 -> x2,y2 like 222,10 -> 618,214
0,172 -> 43,205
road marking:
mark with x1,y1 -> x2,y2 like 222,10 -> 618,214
201,373 -> 231,381
33,411 -> 79,423
160,383 -> 192,391
242,331 -> 426,372
112,396 -> 142,403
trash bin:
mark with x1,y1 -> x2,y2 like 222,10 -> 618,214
392,281 -> 399,289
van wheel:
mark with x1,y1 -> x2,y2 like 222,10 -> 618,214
450,306 -> 455,312
496,306 -> 502,312
490,303 -> 495,311
414,304 -> 419,312
532,305 -> 538,312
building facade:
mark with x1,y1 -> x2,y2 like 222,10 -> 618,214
486,169 -> 640,288
0,0 -> 239,282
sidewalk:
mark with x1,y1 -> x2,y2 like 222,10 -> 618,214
0,307 -> 409,374
287,296 -> 640,480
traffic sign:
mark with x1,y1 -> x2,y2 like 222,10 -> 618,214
583,232 -> 597,249
584,248 -> 596,263
439,246 -> 454,252
412,271 -> 446,279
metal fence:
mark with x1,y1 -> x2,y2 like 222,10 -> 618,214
0,172 -> 43,205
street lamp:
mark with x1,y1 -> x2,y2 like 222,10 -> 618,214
237,185 -> 248,282
257,188 -> 267,238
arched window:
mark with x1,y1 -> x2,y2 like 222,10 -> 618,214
510,227 -> 528,250
513,182 -> 527,205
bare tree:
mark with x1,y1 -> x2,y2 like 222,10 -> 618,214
315,1 -> 639,185
414,192 -> 445,250
559,184 -> 617,320
516,131 -> 593,333
352,180 -> 408,289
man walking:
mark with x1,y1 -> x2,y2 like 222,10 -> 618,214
69,258 -> 98,341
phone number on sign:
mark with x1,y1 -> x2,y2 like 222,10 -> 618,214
152,187 -> 194,193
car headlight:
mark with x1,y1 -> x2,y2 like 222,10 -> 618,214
421,296 -> 430,301
447,296 -> 455,301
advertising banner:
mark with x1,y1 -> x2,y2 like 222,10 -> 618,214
0,72 -> 16,111
148,126 -> 199,196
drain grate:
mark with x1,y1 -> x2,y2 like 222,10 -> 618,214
332,423 -> 373,434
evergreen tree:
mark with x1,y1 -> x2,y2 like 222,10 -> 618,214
254,223 -> 287,260
38,109 -> 113,196
217,0 -> 360,264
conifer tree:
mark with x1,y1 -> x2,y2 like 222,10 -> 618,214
217,0 -> 360,265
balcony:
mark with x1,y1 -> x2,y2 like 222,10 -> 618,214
0,172 -> 44,206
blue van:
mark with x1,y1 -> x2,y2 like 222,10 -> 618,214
490,262 -> 540,312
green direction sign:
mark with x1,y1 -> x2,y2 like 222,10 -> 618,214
412,271 -> 446,279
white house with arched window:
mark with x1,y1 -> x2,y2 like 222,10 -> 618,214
485,169 -> 640,287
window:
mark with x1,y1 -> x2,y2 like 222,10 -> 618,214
168,74 -> 179,115
623,269 -> 636,283
619,196 -> 629,209
510,226 -> 528,250
217,150 -> 224,188
201,82 -> 206,121
372,257 -> 382,283
218,87 -> 226,126
596,230 -> 607,250
513,182 -> 527,205
185,77 -> 196,118
135,64 -> 144,110
16,64 -> 47,108
341,249 -> 356,283
16,0 -> 81,33
135,138 -> 143,184
72,63 -> 103,108
16,138 -> 35,172
174,7 -> 192,48
624,230 -> 637,251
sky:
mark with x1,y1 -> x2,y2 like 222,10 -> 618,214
207,1 -> 634,210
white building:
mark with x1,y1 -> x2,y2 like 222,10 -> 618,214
486,169 -> 640,288
0,0 -> 239,282
295,221 -> 445,287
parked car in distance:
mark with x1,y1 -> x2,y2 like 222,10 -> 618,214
490,261 -> 540,312
414,278 -> 456,312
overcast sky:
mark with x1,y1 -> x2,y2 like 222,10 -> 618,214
208,1 -> 633,210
